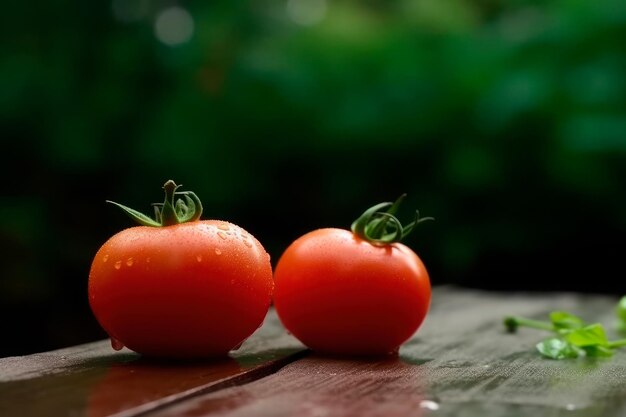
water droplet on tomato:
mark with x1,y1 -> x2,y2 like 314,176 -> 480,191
243,240 -> 253,248
110,337 -> 125,351
114,261 -> 122,269
214,248 -> 222,255
218,231 -> 227,240
196,255 -> 202,262
146,257 -> 151,263
102,254 -> 109,263
217,224 -> 229,231
126,257 -> 134,266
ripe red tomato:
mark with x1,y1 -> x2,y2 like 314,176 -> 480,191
88,181 -> 273,359
273,197 -> 432,356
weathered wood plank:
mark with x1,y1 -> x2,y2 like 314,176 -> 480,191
0,309 -> 305,417
148,287 -> 626,417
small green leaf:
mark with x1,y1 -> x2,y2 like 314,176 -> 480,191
536,338 -> 580,359
550,311 -> 585,331
565,324 -> 609,347
581,345 -> 614,358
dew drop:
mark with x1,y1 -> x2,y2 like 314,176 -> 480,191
126,257 -> 134,266
111,337 -> 125,351
218,231 -> 227,240
214,248 -> 222,255
196,255 -> 202,262
217,224 -> 229,231
146,257 -> 151,263
102,254 -> 109,263
114,260 -> 122,270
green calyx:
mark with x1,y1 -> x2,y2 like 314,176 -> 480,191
107,180 -> 203,227
350,194 -> 433,245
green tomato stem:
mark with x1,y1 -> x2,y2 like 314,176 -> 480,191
160,180 -> 181,226
107,180 -> 203,227
350,195 -> 433,245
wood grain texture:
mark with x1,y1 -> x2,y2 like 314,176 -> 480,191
3,287 -> 625,417
148,287 -> 626,417
0,309 -> 305,417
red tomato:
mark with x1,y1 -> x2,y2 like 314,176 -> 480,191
273,198 -> 431,356
88,181 -> 273,359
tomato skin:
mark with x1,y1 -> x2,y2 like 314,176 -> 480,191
88,220 -> 273,359
273,228 -> 431,356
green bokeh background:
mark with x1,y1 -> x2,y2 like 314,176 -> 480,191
2,0 -> 626,356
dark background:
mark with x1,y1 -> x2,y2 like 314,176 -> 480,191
2,0 -> 626,358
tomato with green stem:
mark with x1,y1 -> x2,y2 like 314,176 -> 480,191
273,196 -> 432,356
88,180 -> 273,359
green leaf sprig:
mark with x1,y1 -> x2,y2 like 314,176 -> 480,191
504,303 -> 626,359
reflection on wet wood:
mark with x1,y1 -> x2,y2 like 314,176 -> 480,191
2,288 -> 626,417
0,309 -> 305,417
151,355 -> 429,417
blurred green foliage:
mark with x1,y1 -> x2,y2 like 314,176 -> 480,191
1,0 -> 626,356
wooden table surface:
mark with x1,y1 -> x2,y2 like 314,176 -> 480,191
2,287 -> 625,417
